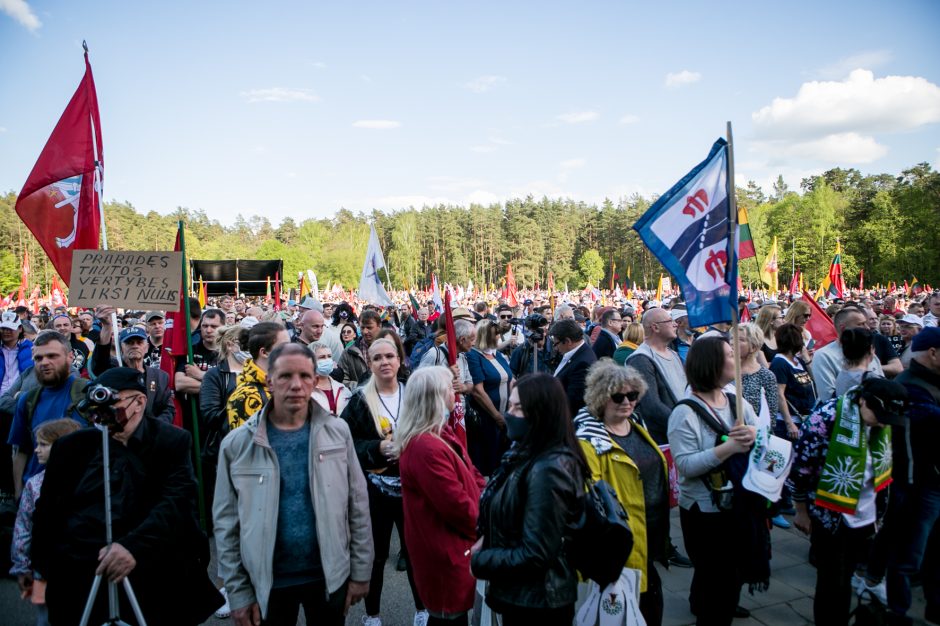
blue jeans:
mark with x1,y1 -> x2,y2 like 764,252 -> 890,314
886,483 -> 940,619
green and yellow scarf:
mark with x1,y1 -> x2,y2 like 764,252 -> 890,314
815,396 -> 892,514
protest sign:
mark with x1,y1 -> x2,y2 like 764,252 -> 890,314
68,249 -> 183,311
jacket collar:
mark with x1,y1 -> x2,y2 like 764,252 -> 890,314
247,400 -> 332,448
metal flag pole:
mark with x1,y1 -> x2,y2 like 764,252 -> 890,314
726,121 -> 745,426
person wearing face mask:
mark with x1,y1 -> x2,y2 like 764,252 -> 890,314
397,366 -> 486,626
309,342 -> 351,416
470,373 -> 586,626
341,338 -> 427,626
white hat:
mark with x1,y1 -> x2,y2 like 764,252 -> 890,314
669,309 -> 688,322
742,430 -> 794,503
898,314 -> 924,327
299,297 -> 323,312
0,311 -> 21,331
239,316 -> 260,329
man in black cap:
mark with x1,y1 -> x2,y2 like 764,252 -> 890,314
789,377 -> 909,625
32,367 -> 222,625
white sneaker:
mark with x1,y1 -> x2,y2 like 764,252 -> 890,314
860,578 -> 888,605
414,610 -> 430,626
215,586 -> 231,619
362,616 -> 382,626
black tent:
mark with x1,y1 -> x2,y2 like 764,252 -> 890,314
190,259 -> 283,297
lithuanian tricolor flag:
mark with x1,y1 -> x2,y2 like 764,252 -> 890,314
737,207 -> 756,259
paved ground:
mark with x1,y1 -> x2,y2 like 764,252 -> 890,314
0,509 -> 932,625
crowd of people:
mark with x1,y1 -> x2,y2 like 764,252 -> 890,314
0,285 -> 938,626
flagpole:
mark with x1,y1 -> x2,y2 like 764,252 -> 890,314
726,121 -> 745,426
179,220 -> 207,529
85,40 -> 122,366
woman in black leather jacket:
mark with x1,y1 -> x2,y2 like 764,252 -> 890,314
470,373 -> 586,625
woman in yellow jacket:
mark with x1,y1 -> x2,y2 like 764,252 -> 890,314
574,359 -> 669,626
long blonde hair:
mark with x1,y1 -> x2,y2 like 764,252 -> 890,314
395,366 -> 452,454
359,337 -> 401,437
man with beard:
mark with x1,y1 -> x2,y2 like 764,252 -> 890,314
8,331 -> 89,499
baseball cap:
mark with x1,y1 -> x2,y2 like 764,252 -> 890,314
858,378 -> 908,426
912,327 -> 940,352
0,311 -> 21,331
299,297 -> 323,312
742,430 -> 793,503
523,299 -> 533,306
145,311 -> 165,322
898,314 -> 924,327
240,316 -> 260,329
95,367 -> 146,394
119,327 -> 148,343
669,309 -> 688,322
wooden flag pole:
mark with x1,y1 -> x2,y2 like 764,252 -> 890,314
726,121 -> 745,426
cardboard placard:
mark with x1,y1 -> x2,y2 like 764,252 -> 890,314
68,250 -> 183,311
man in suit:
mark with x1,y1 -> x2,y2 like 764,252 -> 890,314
549,319 -> 597,415
592,308 -> 623,360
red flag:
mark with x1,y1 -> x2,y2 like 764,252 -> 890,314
788,270 -> 802,296
161,228 -> 187,427
443,289 -> 467,448
18,250 -> 30,303
858,268 -> 864,291
15,46 -> 102,285
801,290 -> 838,350
50,274 -> 67,307
505,263 -> 519,307
274,271 -> 281,311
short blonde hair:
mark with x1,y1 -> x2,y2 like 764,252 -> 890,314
739,323 -> 765,354
474,319 -> 499,351
583,359 -> 648,419
622,322 -> 644,345
395,366 -> 452,454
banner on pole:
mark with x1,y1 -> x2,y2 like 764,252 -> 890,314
68,249 -> 182,310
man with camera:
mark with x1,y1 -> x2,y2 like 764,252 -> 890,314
31,366 -> 223,625
509,313 -> 553,377
8,330 -> 89,500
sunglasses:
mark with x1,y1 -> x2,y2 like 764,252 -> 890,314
499,315 -> 512,320
610,391 -> 640,404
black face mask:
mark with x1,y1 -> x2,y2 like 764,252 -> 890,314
503,412 -> 530,442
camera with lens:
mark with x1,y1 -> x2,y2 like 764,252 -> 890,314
524,313 -> 549,343
77,383 -> 121,426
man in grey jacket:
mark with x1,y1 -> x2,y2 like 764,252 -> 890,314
214,342 -> 373,626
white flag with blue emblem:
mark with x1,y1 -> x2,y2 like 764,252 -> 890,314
358,225 -> 394,306
632,138 -> 737,326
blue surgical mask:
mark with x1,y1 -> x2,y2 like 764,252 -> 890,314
234,350 -> 251,364
316,358 -> 335,376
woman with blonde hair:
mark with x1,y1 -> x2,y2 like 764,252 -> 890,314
574,359 -> 668,625
464,319 -> 513,475
613,322 -> 645,365
754,304 -> 784,361
784,299 -> 814,359
341,337 -> 426,625
397,366 -> 485,626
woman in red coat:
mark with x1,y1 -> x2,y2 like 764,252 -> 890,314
397,365 -> 486,626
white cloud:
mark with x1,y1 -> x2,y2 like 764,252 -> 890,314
0,126 -> 7,133
463,75 -> 506,93
427,176 -> 489,192
240,88 -> 320,103
665,70 -> 701,88
753,69 -> 940,140
0,0 -> 41,31
311,61 -> 327,69
750,69 -> 940,168
466,190 -> 501,206
487,135 -> 512,145
371,194 -> 449,209
556,111 -> 599,124
559,158 -> 586,170
618,114 -> 639,125
815,50 -> 891,79
470,145 -> 497,153
352,120 -> 402,129
360,75 -> 372,82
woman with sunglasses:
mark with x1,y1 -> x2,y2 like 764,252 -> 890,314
574,359 -> 669,626
340,322 -> 358,349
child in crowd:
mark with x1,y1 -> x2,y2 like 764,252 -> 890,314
10,418 -> 82,626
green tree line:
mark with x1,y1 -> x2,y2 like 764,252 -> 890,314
0,162 -> 937,297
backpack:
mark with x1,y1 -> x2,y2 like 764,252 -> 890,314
567,479 -> 634,587
409,336 -> 438,369
22,378 -> 89,430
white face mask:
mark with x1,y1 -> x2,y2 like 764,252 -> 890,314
316,358 -> 335,376
234,350 -> 251,364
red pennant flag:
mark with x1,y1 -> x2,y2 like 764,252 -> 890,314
274,271 -> 281,311
161,228 -> 187,428
788,269 -> 802,296
505,263 -> 519,307
443,289 -> 467,448
801,290 -> 838,350
858,268 -> 864,291
50,274 -> 67,307
15,45 -> 103,285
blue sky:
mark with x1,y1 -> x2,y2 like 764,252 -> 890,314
2,1 -> 939,225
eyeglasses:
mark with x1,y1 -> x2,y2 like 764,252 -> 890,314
610,391 -> 640,404
499,315 -> 512,320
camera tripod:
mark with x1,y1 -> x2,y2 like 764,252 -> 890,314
79,423 -> 147,626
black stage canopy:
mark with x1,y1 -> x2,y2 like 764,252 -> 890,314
190,259 -> 283,297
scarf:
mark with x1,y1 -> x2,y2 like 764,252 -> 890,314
816,396 -> 892,515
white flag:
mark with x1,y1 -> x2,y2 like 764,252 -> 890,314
358,225 -> 394,306
307,269 -> 319,298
